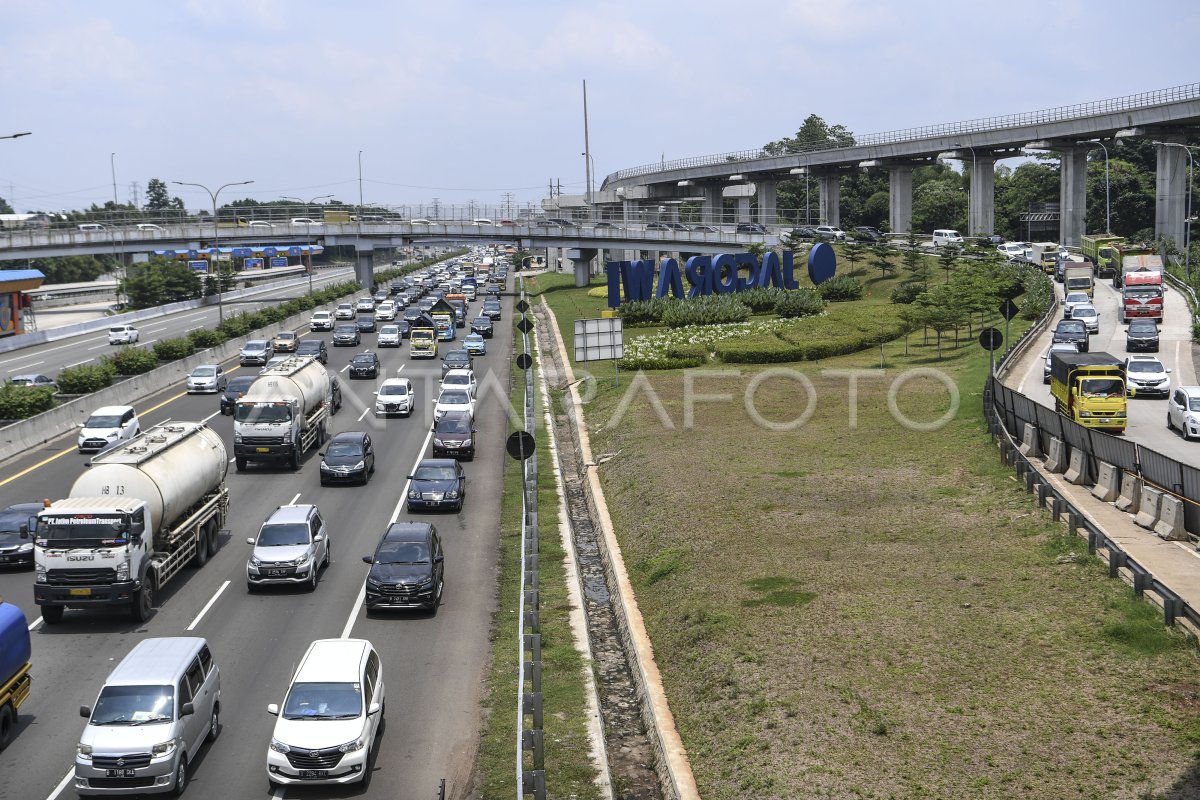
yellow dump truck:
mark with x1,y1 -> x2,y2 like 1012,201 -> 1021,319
1049,351 -> 1129,433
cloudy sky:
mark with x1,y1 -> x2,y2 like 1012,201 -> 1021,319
1,0 -> 1195,216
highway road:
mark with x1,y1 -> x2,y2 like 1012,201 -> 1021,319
1004,274 -> 1198,462
0,266 -> 364,384
0,281 -> 513,799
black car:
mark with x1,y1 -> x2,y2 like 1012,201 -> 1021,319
645,222 -> 669,231
402,307 -> 424,323
333,323 -> 360,346
592,221 -> 624,231
319,431 -> 375,486
294,338 -> 328,364
665,222 -> 690,232
406,458 -> 466,512
482,299 -> 502,320
349,351 -> 381,378
220,375 -> 258,415
690,224 -> 719,233
394,319 -> 411,339
432,410 -> 476,460
471,316 -> 494,338
330,374 -> 343,414
0,502 -> 41,569
736,222 -> 768,234
789,226 -> 817,239
441,349 -> 473,377
543,217 -> 577,227
362,522 -> 444,613
853,226 -> 884,242
1052,319 -> 1090,352
356,314 -> 377,333
1126,319 -> 1160,352
484,284 -> 501,297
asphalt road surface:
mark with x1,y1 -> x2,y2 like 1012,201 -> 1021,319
0,284 -> 514,800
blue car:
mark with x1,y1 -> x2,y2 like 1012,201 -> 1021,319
406,458 -> 466,513
463,333 -> 486,356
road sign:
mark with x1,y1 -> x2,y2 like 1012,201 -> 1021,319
999,299 -> 1020,321
517,353 -> 532,370
979,327 -> 1003,351
517,317 -> 534,334
516,299 -> 529,313
573,317 -> 624,362
506,431 -> 536,461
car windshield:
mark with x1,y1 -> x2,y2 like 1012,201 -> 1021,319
1074,306 -> 1096,316
1127,361 -> 1162,373
380,384 -> 408,396
282,682 -> 362,720
276,333 -> 294,340
414,465 -> 458,481
1126,287 -> 1162,299
436,416 -> 471,434
1190,398 -> 1200,412
85,414 -> 123,428
296,342 -> 319,352
192,367 -> 217,377
338,304 -> 352,309
313,312 -> 330,318
336,325 -> 356,333
444,375 -> 469,386
375,541 -> 431,564
1128,322 -> 1157,333
91,685 -> 174,725
1057,322 -> 1085,333
1080,379 -> 1124,398
258,523 -> 310,547
440,390 -> 469,404
380,326 -> 399,335
326,441 -> 364,457
227,377 -> 255,392
1065,294 -> 1088,303
109,327 -> 127,334
244,342 -> 267,352
235,403 -> 292,423
352,355 -> 375,364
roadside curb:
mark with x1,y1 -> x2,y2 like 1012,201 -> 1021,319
539,298 -> 700,800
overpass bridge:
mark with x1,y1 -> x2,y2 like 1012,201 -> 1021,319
590,82 -> 1200,248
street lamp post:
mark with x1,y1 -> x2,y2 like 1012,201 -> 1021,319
173,180 -> 255,325
283,194 -> 333,296
1082,139 -> 1111,234
1152,142 -> 1198,281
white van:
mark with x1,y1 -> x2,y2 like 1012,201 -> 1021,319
78,223 -> 106,232
472,218 -> 494,226
932,229 -> 964,247
75,637 -> 221,796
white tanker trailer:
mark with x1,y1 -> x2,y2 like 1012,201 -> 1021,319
233,355 -> 333,471
31,421 -> 229,624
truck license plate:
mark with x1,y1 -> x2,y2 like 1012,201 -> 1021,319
256,447 -> 270,453
299,770 -> 328,778
69,588 -> 92,596
105,768 -> 137,778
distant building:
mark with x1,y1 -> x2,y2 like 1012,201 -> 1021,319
0,213 -> 56,230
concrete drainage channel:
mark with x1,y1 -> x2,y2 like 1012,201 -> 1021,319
533,307 -> 662,800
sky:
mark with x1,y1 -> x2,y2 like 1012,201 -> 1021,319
1,0 -> 1196,217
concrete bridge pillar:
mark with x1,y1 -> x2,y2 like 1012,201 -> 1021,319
735,196 -> 751,223
969,156 -> 996,238
755,180 -> 777,226
1155,139 -> 1189,250
702,186 -> 723,225
566,248 -> 597,287
819,175 -> 840,226
354,245 -> 374,289
622,200 -> 640,226
888,164 -> 913,234
1059,147 -> 1088,247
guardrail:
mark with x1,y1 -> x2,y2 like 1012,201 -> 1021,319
606,81 -> 1200,182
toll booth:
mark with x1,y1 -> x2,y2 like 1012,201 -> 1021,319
0,269 -> 46,337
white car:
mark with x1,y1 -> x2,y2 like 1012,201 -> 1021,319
375,301 -> 396,321
432,387 -> 475,424
815,225 -> 846,240
355,298 -> 375,313
187,364 -> 227,393
78,405 -> 140,453
377,324 -> 402,347
375,378 -> 415,416
440,368 -> 477,399
310,310 -> 334,331
135,223 -> 163,231
266,639 -> 384,787
1124,355 -> 1171,398
1043,343 -> 1079,383
248,220 -> 276,228
1062,291 -> 1091,318
1167,386 -> 1200,440
334,303 -> 355,320
289,218 -> 321,226
107,324 -> 139,345
1071,303 -> 1099,334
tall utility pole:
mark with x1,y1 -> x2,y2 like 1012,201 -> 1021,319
582,79 -> 593,209
173,179 -> 255,325
503,192 -> 514,220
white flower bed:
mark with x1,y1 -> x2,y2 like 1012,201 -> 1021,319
623,318 -> 799,361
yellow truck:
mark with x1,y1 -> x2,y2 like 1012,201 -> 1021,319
409,325 -> 437,358
1049,351 -> 1129,433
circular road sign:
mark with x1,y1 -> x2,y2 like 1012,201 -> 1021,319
978,327 -> 1003,351
506,431 -> 536,461
516,353 -> 532,370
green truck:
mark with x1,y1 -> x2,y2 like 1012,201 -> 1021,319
1049,351 -> 1129,433
1081,234 -> 1122,278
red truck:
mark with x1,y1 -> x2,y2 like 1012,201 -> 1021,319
1120,270 -> 1164,323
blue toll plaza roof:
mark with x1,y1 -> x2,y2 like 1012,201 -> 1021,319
0,269 -> 47,292
152,245 -> 323,258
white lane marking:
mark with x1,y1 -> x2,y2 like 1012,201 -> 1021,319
186,580 -> 231,631
142,322 -> 173,332
28,616 -> 43,632
186,326 -> 205,333
289,492 -> 302,505
0,336 -> 106,366
340,364 -> 351,372
65,358 -> 92,368
201,409 -> 222,424
44,768 -> 73,800
7,360 -> 44,373
339,425 -> 436,640
357,406 -> 370,422
271,782 -> 287,800
229,457 -> 237,463
87,343 -> 107,351
182,311 -> 209,320
395,364 -> 405,374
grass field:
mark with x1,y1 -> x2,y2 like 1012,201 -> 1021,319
535,266 -> 1200,800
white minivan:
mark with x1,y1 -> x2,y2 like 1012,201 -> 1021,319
932,229 -> 964,247
267,639 -> 385,787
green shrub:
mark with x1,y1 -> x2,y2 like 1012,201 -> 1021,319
774,289 -> 826,319
56,363 -> 114,394
188,329 -> 225,349
661,294 -> 750,328
738,286 -> 786,313
619,353 -> 705,370
106,347 -> 159,376
0,384 -> 57,419
153,337 -> 194,362
816,275 -> 864,302
890,282 -> 925,304
619,298 -> 667,326
714,336 -> 807,364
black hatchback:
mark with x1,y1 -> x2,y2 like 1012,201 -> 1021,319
349,351 -> 380,379
1125,319 -> 1160,352
432,410 -> 476,460
356,314 -> 377,333
1052,319 -> 1089,353
319,431 -> 375,486
294,338 -> 328,364
220,375 -> 257,415
362,522 -> 444,613
0,502 -> 41,569
470,316 -> 494,338
441,349 -> 473,377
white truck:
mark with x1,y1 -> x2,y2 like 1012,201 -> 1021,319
233,355 -> 333,471
32,421 -> 229,624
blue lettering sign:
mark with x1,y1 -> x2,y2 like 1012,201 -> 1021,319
655,258 -> 685,299
604,250 -> 831,306
808,243 -> 837,285
685,256 -> 712,298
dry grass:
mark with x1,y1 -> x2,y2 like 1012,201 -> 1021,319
542,281 -> 1200,800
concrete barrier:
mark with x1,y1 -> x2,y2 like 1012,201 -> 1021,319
1044,437 -> 1067,473
1063,447 -> 1088,485
1019,423 -> 1042,458
1155,495 -> 1188,541
1091,461 -> 1120,502
1115,472 -> 1142,513
1134,486 -> 1163,530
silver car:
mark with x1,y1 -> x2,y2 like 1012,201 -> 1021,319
1062,291 -> 1090,318
1071,303 -> 1099,334
246,504 -> 330,592
186,365 -> 227,394
1044,343 -> 1079,384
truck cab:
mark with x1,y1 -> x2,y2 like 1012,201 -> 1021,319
409,327 -> 437,359
1048,351 -> 1128,432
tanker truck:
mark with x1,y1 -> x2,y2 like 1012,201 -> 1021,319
32,421 -> 229,624
233,355 -> 332,471
0,598 -> 32,750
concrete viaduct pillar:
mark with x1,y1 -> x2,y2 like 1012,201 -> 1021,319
1058,147 -> 1088,247
702,186 -> 723,225
819,174 -> 840,227
1155,139 -> 1189,250
354,245 -> 374,289
622,199 -> 640,226
566,248 -> 597,287
755,180 -> 777,226
888,164 -> 913,234
969,155 -> 997,238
